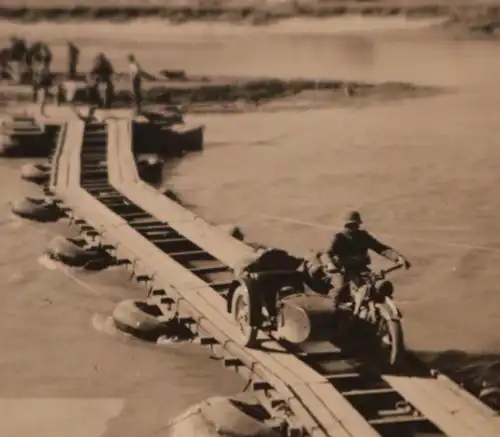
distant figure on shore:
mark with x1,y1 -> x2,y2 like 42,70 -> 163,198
127,54 -> 143,114
33,62 -> 53,117
90,53 -> 114,109
39,43 -> 52,69
28,42 -> 53,96
0,47 -> 10,80
25,42 -> 38,80
9,37 -> 27,83
67,41 -> 80,80
28,42 -> 52,69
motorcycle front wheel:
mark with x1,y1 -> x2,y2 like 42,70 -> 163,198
376,316 -> 405,368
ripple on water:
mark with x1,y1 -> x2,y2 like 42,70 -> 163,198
91,313 -> 122,338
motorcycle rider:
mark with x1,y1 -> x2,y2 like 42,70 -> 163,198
323,211 -> 411,308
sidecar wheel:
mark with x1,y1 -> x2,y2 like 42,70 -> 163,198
232,284 -> 259,348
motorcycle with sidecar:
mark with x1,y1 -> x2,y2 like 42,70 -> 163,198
226,261 -> 407,368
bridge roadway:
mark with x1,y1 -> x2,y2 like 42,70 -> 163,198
40,108 -> 500,437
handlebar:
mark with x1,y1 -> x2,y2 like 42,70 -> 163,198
325,261 -> 405,279
374,262 -> 404,280
381,262 -> 405,276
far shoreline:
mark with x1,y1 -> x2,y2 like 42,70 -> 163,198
0,15 -> 464,43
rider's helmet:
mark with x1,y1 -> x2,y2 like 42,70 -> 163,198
344,210 -> 362,226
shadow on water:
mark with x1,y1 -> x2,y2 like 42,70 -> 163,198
135,151 -> 199,210
416,349 -> 500,398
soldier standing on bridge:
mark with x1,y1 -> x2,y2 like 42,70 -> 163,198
28,42 -> 52,70
9,37 -> 27,84
28,42 -> 53,103
0,47 -> 10,80
127,54 -> 144,114
67,41 -> 80,80
90,53 -> 114,109
82,72 -> 101,120
33,61 -> 53,117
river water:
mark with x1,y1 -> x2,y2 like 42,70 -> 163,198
161,25 -> 500,356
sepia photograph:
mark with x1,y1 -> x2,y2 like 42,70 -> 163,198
1,1 -> 500,436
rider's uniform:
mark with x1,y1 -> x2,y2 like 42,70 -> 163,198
67,43 -> 80,79
327,229 -> 401,305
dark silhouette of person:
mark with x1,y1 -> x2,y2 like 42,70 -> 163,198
90,53 -> 114,108
127,54 -> 143,114
67,42 -> 80,79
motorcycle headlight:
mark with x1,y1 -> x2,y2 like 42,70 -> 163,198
375,280 -> 394,298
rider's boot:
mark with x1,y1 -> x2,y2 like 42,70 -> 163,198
332,285 -> 349,311
260,305 -> 278,331
261,316 -> 277,331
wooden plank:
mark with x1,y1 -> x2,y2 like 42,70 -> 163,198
49,122 -> 68,192
383,375 -> 480,437
60,125 -> 72,194
412,376 -> 500,437
122,178 -> 255,268
120,120 -> 140,184
106,120 -> 121,186
436,373 -> 500,421
304,382 -> 381,437
69,121 -> 85,189
107,119 -> 137,187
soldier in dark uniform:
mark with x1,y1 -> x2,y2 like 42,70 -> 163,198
28,42 -> 53,101
67,42 -> 80,79
127,54 -> 143,114
25,42 -> 37,80
324,211 -> 411,308
27,42 -> 52,67
90,53 -> 114,109
33,62 -> 53,117
0,47 -> 10,79
39,43 -> 52,69
9,37 -> 27,83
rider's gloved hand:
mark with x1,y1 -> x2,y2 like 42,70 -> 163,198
398,257 -> 411,270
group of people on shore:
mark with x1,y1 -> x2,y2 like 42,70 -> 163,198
0,36 -> 146,116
